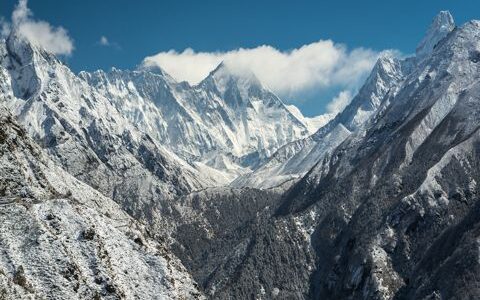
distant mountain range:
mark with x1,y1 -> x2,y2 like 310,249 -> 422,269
1,10 -> 480,300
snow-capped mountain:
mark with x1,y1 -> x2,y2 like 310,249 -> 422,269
233,53 -> 411,189
233,13 -> 457,190
416,10 -> 455,61
207,11 -> 480,299
80,62 -> 314,184
0,29 -> 223,223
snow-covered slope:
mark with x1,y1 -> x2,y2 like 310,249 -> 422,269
80,62 -> 312,184
0,106 -> 203,300
285,104 -> 333,133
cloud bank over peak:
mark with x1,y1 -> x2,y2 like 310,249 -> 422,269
142,42 -> 397,108
1,0 -> 74,55
327,90 -> 353,115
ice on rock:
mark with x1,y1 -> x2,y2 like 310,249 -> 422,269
416,11 -> 455,61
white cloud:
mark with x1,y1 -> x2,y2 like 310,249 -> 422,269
143,48 -> 223,84
97,35 -> 121,50
326,90 -> 353,115
3,0 -> 74,55
0,17 -> 10,38
99,36 -> 109,46
12,0 -> 29,25
142,41 -> 390,99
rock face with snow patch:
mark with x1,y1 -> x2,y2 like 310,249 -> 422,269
416,11 -> 455,61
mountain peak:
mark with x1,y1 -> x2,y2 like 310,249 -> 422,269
416,11 -> 455,60
201,61 -> 263,93
6,28 -> 35,64
5,26 -> 60,69
137,62 -> 173,79
196,62 -> 268,107
212,61 -> 260,81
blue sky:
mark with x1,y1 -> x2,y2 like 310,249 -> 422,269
1,0 -> 479,116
